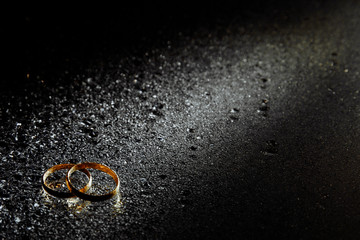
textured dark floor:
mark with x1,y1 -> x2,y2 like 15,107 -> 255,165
2,1 -> 360,239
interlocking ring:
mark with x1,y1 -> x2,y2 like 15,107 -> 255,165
42,162 -> 119,202
66,162 -> 120,202
42,163 -> 92,198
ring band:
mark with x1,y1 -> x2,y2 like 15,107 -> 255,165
66,162 -> 120,202
42,164 -> 93,198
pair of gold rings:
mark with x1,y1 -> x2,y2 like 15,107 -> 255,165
42,162 -> 119,202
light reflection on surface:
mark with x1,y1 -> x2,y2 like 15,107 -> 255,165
40,176 -> 124,217
41,187 -> 124,215
112,193 -> 124,214
41,165 -> 123,215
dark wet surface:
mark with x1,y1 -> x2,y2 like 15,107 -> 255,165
2,1 -> 360,239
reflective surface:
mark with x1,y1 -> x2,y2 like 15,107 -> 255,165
2,1 -> 360,239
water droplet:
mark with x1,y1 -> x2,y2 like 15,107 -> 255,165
190,146 -> 197,151
187,128 -> 195,133
230,108 -> 239,113
14,217 -> 21,223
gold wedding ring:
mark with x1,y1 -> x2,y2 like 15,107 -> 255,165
42,164 -> 92,198
66,162 -> 120,202
42,162 -> 119,202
